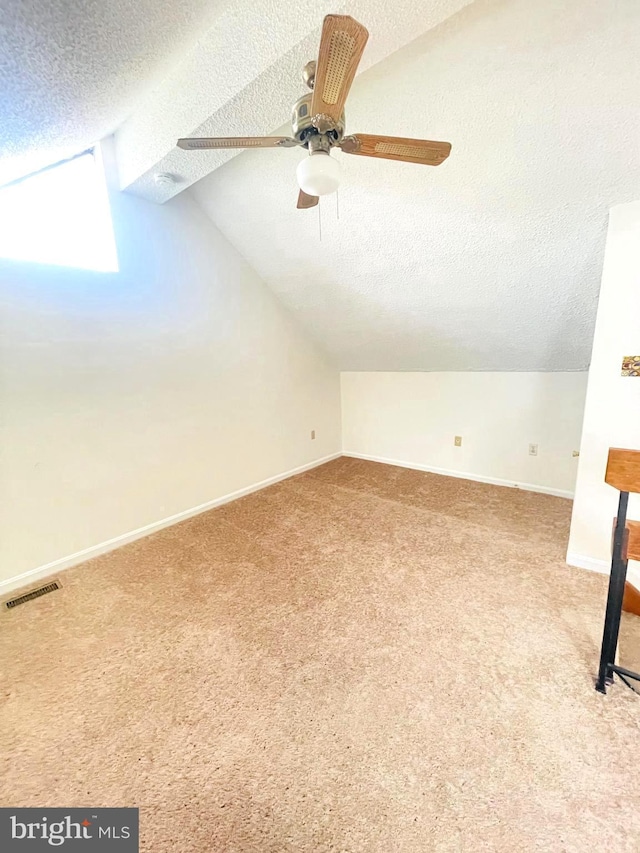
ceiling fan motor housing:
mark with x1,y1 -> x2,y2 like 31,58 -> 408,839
291,93 -> 345,147
302,60 -> 316,89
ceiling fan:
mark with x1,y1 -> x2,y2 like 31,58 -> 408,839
177,14 -> 452,209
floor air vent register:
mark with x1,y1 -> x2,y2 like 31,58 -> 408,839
4,581 -> 61,610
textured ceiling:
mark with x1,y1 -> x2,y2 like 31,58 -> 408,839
193,0 -> 640,371
0,0 -> 472,196
3,0 -> 640,372
0,0 -> 221,185
115,0 -> 472,201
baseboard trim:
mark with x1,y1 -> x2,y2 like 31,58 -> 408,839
342,452 -> 574,499
0,452 -> 341,596
566,553 -> 609,575
566,553 -> 640,589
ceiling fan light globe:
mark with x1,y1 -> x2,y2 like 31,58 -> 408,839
296,151 -> 340,196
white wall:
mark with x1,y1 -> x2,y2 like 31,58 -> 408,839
342,372 -> 587,496
568,200 -> 640,584
0,142 -> 341,589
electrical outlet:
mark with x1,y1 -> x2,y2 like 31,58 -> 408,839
311,430 -> 316,440
454,436 -> 462,447
529,444 -> 538,456
572,450 -> 580,457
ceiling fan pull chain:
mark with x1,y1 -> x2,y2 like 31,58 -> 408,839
336,189 -> 339,221
318,199 -> 322,242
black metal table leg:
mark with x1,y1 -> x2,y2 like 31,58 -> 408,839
596,492 -> 629,693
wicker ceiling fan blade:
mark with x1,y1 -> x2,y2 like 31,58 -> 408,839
339,134 -> 452,165
297,190 -> 319,209
177,136 -> 297,150
311,15 -> 369,126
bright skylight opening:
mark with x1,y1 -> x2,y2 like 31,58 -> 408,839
0,151 -> 119,272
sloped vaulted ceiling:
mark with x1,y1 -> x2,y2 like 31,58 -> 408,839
2,0 -> 640,371
192,0 -> 640,371
0,0 -> 223,186
113,0 -> 474,200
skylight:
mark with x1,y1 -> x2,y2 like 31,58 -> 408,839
0,151 -> 119,272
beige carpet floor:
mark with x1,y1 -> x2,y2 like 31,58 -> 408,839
2,458 -> 640,852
